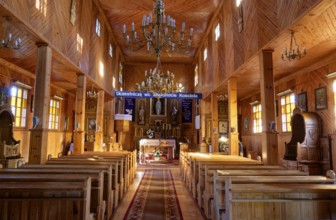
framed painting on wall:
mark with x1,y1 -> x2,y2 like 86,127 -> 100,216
297,92 -> 308,112
315,87 -> 327,110
219,121 -> 228,134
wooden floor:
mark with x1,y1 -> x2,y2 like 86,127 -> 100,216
111,163 -> 206,220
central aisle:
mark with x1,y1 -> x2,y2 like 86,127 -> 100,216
111,164 -> 206,220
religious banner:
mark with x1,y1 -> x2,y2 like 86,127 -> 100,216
124,98 -> 136,121
115,90 -> 202,99
182,99 -> 193,123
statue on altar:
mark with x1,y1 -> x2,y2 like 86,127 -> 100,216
138,105 -> 145,124
155,98 -> 161,115
171,106 -> 178,124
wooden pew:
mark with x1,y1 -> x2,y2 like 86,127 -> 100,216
0,177 -> 92,220
43,161 -> 117,219
223,181 -> 336,220
198,165 -> 286,218
13,164 -> 114,219
57,155 -> 127,196
0,172 -> 104,220
213,170 -> 333,220
68,151 -> 136,191
189,155 -> 262,199
84,150 -> 137,182
46,157 -> 121,206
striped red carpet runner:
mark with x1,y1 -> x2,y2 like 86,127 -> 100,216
123,169 -> 183,220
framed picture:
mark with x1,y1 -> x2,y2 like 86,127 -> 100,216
87,117 -> 96,132
150,98 -> 166,116
315,87 -> 327,110
297,92 -> 308,112
219,121 -> 228,134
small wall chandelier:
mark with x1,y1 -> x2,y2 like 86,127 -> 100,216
281,31 -> 306,61
86,85 -> 98,99
135,57 -> 184,93
1,17 -> 22,49
122,0 -> 193,57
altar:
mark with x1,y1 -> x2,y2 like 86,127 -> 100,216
139,139 -> 176,164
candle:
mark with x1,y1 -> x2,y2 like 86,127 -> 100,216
190,27 -> 194,36
149,13 -> 153,23
182,22 -> 185,32
131,22 -> 135,31
123,24 -> 126,33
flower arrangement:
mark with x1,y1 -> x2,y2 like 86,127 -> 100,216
152,148 -> 163,157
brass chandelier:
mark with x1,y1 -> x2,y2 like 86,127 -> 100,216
122,0 -> 193,57
135,56 -> 183,93
281,31 -> 306,62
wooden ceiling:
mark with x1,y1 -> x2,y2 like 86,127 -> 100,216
99,0 -> 221,64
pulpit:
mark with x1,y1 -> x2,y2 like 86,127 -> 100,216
284,108 -> 322,174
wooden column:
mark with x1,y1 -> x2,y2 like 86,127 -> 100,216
106,98 -> 116,150
211,92 -> 219,152
29,44 -> 52,164
73,74 -> 86,154
200,100 -> 207,145
260,50 -> 278,165
95,90 -> 104,151
228,77 -> 238,155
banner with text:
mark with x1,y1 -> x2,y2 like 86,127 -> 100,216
182,99 -> 193,123
115,91 -> 202,99
124,98 -> 136,121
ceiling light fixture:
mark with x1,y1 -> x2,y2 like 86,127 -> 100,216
122,0 -> 193,57
281,31 -> 306,62
1,17 -> 22,50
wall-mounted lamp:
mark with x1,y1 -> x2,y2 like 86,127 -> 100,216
326,71 -> 336,79
13,80 -> 32,89
276,88 -> 293,96
249,100 -> 259,105
53,95 -> 63,101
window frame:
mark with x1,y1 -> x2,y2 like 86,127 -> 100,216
203,47 -> 208,61
252,103 -> 262,133
215,23 -> 220,41
10,86 -> 29,128
95,18 -> 101,37
280,92 -> 295,132
48,98 -> 61,130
